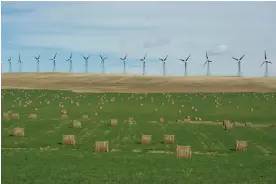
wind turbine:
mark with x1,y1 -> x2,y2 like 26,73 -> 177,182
159,55 -> 168,76
260,51 -> 272,77
203,52 -> 212,76
140,54 -> 147,75
34,55 -> 40,72
18,54 -> 22,72
49,53 -> 57,72
8,57 -> 12,72
232,54 -> 245,77
120,54 -> 128,74
100,55 -> 107,74
179,54 -> 191,76
82,55 -> 90,73
66,53 -> 73,72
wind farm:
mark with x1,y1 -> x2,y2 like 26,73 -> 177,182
1,2 -> 276,184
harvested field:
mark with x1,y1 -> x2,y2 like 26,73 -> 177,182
1,78 -> 276,184
2,73 -> 276,93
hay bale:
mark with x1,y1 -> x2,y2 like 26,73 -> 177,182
82,115 -> 89,119
28,114 -> 37,119
194,117 -> 198,121
224,122 -> 233,130
160,117 -> 164,123
11,113 -> 20,119
13,128 -> 24,136
95,141 -> 109,152
141,135 -> 152,144
2,112 -> 10,120
235,140 -> 248,152
61,109 -> 67,115
63,135 -> 76,145
223,120 -> 230,126
183,118 -> 191,123
176,145 -> 192,158
176,119 -> 182,123
72,120 -> 81,128
61,114 -> 68,119
110,119 -> 118,126
154,108 -> 158,112
245,122 -> 252,127
164,135 -> 174,144
198,118 -> 202,121
186,116 -> 190,119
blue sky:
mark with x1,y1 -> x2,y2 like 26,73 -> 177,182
1,1 -> 276,76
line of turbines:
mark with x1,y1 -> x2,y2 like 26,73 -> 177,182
2,51 -> 273,77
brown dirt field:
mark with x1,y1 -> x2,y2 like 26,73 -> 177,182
1,72 -> 276,93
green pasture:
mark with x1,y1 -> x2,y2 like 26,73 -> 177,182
1,89 -> 276,184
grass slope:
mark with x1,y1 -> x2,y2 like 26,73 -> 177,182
2,89 -> 276,184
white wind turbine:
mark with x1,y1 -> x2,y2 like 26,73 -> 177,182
232,54 -> 245,77
203,52 -> 212,76
100,55 -> 107,74
8,57 -> 12,72
159,55 -> 168,76
49,53 -> 57,72
34,55 -> 40,72
140,54 -> 147,75
179,54 -> 191,76
82,55 -> 90,73
66,53 -> 73,72
18,54 -> 23,72
260,51 -> 272,77
120,54 -> 128,74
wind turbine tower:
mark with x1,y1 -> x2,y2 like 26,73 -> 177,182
203,52 -> 212,76
261,51 -> 272,77
34,55 -> 40,72
18,54 -> 22,72
49,53 -> 57,72
179,54 -> 191,76
159,55 -> 168,76
66,53 -> 73,72
82,55 -> 90,73
232,54 -> 245,77
8,57 -> 12,72
120,54 -> 128,74
100,55 -> 107,74
140,54 -> 147,75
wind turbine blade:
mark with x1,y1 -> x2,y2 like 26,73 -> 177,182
164,55 -> 168,61
239,54 -> 245,60
124,54 -> 128,60
159,58 -> 162,61
206,52 -> 208,59
232,57 -> 238,61
100,55 -> 103,60
54,53 -> 57,59
186,54 -> 191,61
203,61 -> 207,67
265,51 -> 267,60
260,61 -> 265,67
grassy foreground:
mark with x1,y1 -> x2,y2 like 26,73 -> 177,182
1,89 -> 276,184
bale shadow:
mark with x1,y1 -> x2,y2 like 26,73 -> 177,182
228,148 -> 236,151
134,141 -> 141,144
9,134 -> 14,137
57,142 -> 62,145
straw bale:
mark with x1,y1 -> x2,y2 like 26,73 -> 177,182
73,120 -> 82,128
95,141 -> 109,152
11,113 -> 20,119
164,135 -> 175,144
13,128 -> 24,136
63,135 -> 76,145
160,117 -> 164,123
223,120 -> 230,126
3,112 -> 10,120
82,115 -> 89,119
198,118 -> 202,121
141,135 -> 152,144
224,122 -> 233,130
61,109 -> 67,115
28,114 -> 37,119
176,145 -> 192,158
183,118 -> 191,123
62,114 -> 68,119
235,140 -> 248,152
245,122 -> 252,127
110,119 -> 118,126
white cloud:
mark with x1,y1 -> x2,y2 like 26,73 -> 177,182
2,1 -> 276,76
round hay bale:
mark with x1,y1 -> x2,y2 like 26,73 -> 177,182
141,135 -> 152,144
224,122 -> 233,130
95,141 -> 109,152
28,114 -> 37,119
72,120 -> 82,128
63,135 -> 76,145
176,145 -> 192,158
159,117 -> 164,123
82,115 -> 89,119
235,140 -> 248,152
164,135 -> 174,144
2,112 -> 10,121
245,122 -> 252,127
13,128 -> 24,137
11,113 -> 20,119
223,120 -> 230,126
110,119 -> 118,126
183,118 -> 191,123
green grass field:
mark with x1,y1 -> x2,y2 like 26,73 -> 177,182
2,89 -> 276,184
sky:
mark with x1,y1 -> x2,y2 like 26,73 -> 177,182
1,1 -> 276,76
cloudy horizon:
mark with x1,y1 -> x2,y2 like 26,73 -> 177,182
1,1 -> 276,76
